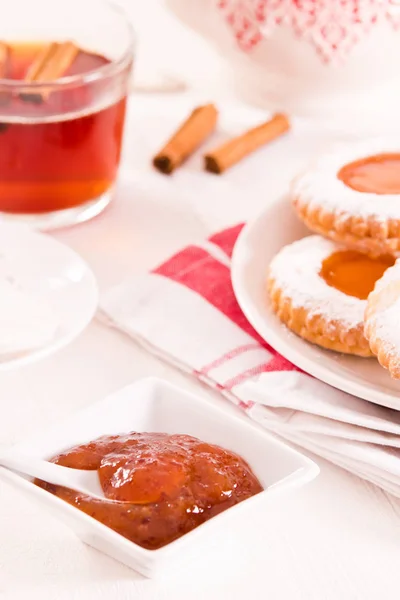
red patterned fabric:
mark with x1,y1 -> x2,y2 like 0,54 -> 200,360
154,223 -> 299,379
216,0 -> 400,61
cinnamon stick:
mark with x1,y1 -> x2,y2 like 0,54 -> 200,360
0,42 -> 11,131
204,113 -> 290,174
21,41 -> 79,103
0,42 -> 10,78
153,104 -> 218,174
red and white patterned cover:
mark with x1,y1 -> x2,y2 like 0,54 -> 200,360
216,0 -> 400,61
101,224 -> 400,497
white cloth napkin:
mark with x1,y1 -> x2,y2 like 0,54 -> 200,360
100,224 -> 400,497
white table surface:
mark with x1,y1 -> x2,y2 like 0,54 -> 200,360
2,2 -> 400,598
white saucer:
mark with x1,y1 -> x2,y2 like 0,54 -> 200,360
231,195 -> 400,410
0,224 -> 98,370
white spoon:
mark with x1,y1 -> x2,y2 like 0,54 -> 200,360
0,451 -> 105,500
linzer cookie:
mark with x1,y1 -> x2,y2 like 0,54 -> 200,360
365,260 -> 400,378
267,235 -> 395,356
291,139 -> 400,257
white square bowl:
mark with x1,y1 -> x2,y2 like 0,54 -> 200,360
0,377 -> 319,578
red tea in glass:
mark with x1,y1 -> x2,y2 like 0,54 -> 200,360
0,0 -> 133,229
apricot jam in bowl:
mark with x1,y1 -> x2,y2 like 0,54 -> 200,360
0,378 -> 318,578
0,0 -> 133,230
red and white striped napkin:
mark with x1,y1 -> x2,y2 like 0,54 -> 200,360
100,224 -> 400,497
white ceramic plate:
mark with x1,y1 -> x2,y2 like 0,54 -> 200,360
231,195 -> 400,410
0,377 -> 318,578
0,224 -> 98,369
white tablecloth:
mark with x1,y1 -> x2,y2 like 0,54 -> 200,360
2,2 -> 400,598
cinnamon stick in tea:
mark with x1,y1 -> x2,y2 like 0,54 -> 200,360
204,113 -> 290,174
153,104 -> 218,174
0,42 -> 11,131
0,43 -> 10,100
0,42 -> 10,78
21,41 -> 79,102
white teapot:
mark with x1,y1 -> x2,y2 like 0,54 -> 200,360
167,0 -> 400,133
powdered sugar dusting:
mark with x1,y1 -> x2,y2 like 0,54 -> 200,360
370,300 -> 400,362
292,139 -> 400,221
372,260 -> 400,295
367,261 -> 400,361
269,235 -> 365,329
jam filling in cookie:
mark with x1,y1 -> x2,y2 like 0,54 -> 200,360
338,153 -> 400,195
320,250 -> 394,300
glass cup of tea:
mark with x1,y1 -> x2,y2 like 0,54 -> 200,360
0,0 -> 134,229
